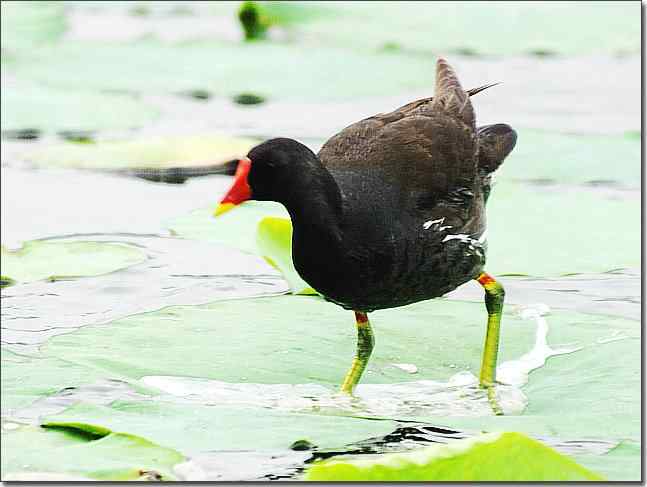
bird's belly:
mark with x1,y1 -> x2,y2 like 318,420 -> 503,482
315,238 -> 487,312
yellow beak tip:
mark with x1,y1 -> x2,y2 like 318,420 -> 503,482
214,203 -> 235,217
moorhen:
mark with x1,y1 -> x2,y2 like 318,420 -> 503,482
215,58 -> 516,400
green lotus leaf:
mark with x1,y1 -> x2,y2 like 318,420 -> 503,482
167,201 -> 289,254
5,41 -> 462,102
0,1 -> 65,54
1,240 -> 146,284
24,134 -> 257,170
257,217 -> 316,294
1,422 -> 184,481
1,81 -> 159,133
486,180 -> 639,276
2,295 -> 640,479
500,130 -> 640,187
286,1 -> 639,56
305,432 -> 603,481
57,1 -> 638,56
39,401 -> 397,456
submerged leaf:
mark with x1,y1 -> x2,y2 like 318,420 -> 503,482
305,432 -> 604,481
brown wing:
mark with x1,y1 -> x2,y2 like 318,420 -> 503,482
319,58 -> 479,198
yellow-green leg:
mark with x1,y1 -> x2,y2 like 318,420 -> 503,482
476,272 -> 505,415
340,311 -> 375,394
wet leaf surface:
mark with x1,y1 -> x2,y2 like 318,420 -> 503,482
1,296 -> 640,479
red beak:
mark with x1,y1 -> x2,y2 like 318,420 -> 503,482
214,157 -> 252,216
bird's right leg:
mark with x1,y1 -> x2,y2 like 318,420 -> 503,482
340,311 -> 375,394
476,272 -> 505,415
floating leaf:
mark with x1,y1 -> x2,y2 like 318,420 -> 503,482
6,40 -> 460,101
167,201 -> 289,254
1,422 -> 184,481
501,130 -> 640,187
0,240 -> 146,284
257,217 -> 315,294
1,81 -> 159,133
2,296 -> 640,479
24,134 -> 257,170
39,401 -> 396,457
486,180 -> 639,276
0,1 -> 66,53
288,1 -> 639,56
305,432 -> 603,481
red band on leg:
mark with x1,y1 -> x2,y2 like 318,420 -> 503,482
477,273 -> 495,286
355,311 -> 369,324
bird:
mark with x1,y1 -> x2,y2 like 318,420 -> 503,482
214,58 -> 516,404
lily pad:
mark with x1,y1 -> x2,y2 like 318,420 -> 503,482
289,1 -> 639,56
305,432 -> 603,481
167,200 -> 289,255
257,216 -> 315,294
1,240 -> 146,284
1,295 -> 640,479
39,400 -> 397,456
500,130 -> 640,187
7,40 -> 462,101
24,134 -> 257,170
0,2 -> 66,54
0,81 -> 159,133
1,422 -> 183,481
486,180 -> 640,276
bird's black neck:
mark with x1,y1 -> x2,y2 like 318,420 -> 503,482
279,159 -> 345,288
281,158 -> 343,244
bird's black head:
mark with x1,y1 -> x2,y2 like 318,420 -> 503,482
214,137 -> 320,216
247,138 -> 319,202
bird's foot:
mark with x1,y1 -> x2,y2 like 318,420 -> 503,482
481,381 -> 504,416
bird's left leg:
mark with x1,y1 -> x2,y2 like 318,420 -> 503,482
340,311 -> 375,394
